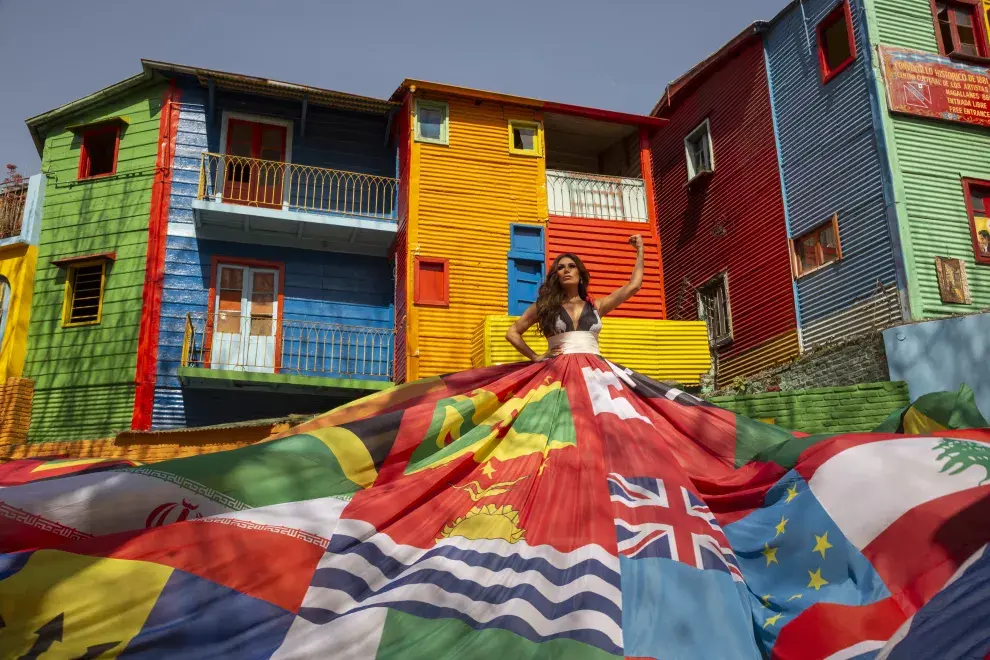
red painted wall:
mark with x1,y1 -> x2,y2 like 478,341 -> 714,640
393,98 -> 411,383
547,216 -> 665,319
651,38 -> 796,364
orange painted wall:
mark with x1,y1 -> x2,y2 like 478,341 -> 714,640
547,216 -> 665,318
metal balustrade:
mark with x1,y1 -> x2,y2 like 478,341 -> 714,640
182,312 -> 394,381
197,152 -> 398,221
546,169 -> 648,223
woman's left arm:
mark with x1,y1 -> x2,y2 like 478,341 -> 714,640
596,234 -> 644,317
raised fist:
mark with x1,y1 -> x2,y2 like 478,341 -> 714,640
628,234 -> 643,250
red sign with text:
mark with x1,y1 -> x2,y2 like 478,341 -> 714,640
880,46 -> 990,128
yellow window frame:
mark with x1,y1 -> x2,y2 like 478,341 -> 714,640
414,99 -> 449,145
61,259 -> 107,328
508,119 -> 543,156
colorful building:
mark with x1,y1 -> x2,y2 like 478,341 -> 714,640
389,81 -> 711,386
650,27 -> 800,385
133,61 -> 399,430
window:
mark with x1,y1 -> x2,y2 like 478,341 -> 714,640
792,215 -> 842,277
817,1 -> 857,83
221,116 -> 289,209
78,125 -> 119,179
0,276 -> 10,348
508,120 -> 543,156
697,274 -> 732,347
415,100 -> 449,145
208,259 -> 283,373
962,178 -> 990,264
932,0 -> 987,58
508,224 -> 545,314
62,261 -> 107,326
414,256 -> 449,306
684,120 -> 714,182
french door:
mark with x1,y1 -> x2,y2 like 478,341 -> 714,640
211,264 -> 279,373
222,119 -> 288,209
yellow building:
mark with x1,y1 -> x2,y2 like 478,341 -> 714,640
390,81 -> 712,385
0,174 -> 44,381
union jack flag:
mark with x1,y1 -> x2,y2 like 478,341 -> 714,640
608,473 -> 743,581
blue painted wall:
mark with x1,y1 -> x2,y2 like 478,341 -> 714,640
765,0 -> 902,347
151,79 -> 395,429
884,314 -> 990,417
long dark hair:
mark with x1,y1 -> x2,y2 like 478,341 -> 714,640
536,253 -> 591,337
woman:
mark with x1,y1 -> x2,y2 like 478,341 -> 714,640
505,234 -> 644,361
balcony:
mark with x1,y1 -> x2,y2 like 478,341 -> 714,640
546,170 -> 648,223
178,312 -> 394,393
0,180 -> 28,240
193,153 -> 399,256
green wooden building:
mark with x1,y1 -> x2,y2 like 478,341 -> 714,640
23,73 -> 168,442
862,0 -> 990,316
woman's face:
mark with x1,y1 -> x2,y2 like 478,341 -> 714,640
556,257 -> 580,286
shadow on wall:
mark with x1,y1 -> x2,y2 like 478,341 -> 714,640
883,312 -> 990,418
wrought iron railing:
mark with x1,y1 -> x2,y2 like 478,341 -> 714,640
197,152 -> 398,221
182,312 -> 394,380
0,181 -> 28,239
546,169 -> 648,223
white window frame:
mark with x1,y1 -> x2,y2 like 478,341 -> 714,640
696,271 -> 733,348
684,118 -> 714,182
217,111 -> 294,207
414,99 -> 449,146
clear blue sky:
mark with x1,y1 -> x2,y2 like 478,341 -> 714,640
0,0 -> 786,174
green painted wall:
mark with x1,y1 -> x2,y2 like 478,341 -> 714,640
24,81 -> 165,442
710,382 -> 910,434
864,0 -> 990,318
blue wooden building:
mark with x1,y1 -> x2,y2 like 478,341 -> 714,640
764,0 -> 905,349
137,61 -> 398,429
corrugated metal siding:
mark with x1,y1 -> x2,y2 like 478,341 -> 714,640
152,84 -> 395,428
394,98 -> 411,383
766,0 -> 902,347
718,330 -> 800,383
547,216 -> 664,318
411,95 -> 547,378
475,316 -> 712,385
652,39 -> 798,380
24,81 -> 166,442
868,0 -> 990,315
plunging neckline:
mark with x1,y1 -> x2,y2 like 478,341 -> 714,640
562,300 -> 590,332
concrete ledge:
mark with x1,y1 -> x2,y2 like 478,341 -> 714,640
177,366 -> 393,395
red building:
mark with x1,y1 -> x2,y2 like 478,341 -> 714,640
650,25 -> 799,385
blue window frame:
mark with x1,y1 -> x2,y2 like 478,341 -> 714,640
508,224 -> 545,315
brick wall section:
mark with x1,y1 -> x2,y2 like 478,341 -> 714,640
722,332 -> 891,394
0,378 -> 34,446
710,381 -> 910,434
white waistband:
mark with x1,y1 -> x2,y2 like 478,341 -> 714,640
547,331 -> 601,355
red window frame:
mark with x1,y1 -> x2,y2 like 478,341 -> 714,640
414,256 -> 449,307
930,0 -> 990,61
817,0 -> 858,84
961,178 -> 990,265
792,214 -> 843,278
205,256 -> 286,372
77,124 -> 121,180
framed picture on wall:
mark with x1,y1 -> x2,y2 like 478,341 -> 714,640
934,257 -> 972,305
961,178 -> 990,264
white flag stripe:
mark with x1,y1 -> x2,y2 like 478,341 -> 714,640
808,438 -> 989,549
273,607 -> 386,660
302,582 -> 623,649
330,518 -> 621,573
0,471 -> 234,536
320,550 -> 623,610
207,496 -> 348,540
608,473 -> 669,507
823,640 -> 887,660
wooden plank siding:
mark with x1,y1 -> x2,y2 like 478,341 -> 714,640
766,0 -> 904,349
864,0 -> 990,316
151,83 -> 396,428
24,81 -> 167,442
651,38 -> 799,384
546,216 -> 665,318
403,94 -> 547,379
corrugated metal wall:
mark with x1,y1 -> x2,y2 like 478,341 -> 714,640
394,98 -> 411,383
475,316 -> 711,385
866,0 -> 990,315
547,216 -> 664,318
766,0 -> 903,348
406,94 -> 547,379
23,81 -> 166,442
652,38 -> 799,383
